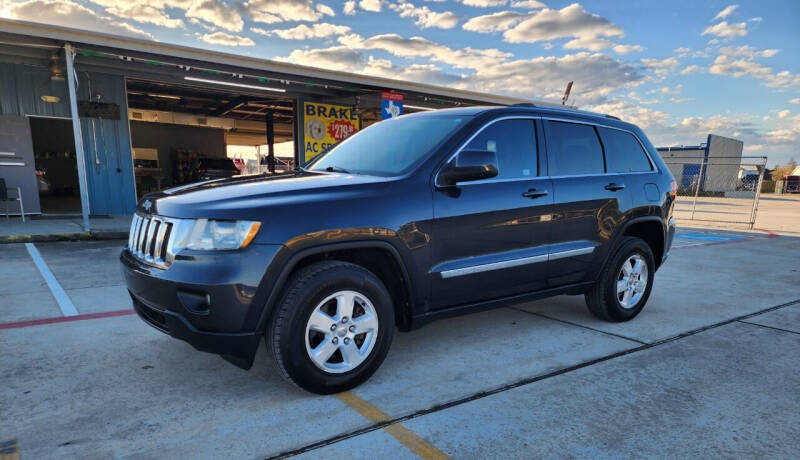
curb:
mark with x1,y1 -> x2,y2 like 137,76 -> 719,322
0,231 -> 128,244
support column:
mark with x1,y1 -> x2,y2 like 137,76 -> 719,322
266,110 -> 275,173
64,43 -> 91,232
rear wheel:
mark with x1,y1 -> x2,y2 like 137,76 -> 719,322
267,261 -> 394,394
585,237 -> 654,322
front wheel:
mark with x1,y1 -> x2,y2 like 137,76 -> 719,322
267,261 -> 394,394
585,236 -> 655,322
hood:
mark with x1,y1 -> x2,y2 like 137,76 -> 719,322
137,170 -> 388,219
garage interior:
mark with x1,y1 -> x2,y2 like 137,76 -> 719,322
126,78 -> 297,196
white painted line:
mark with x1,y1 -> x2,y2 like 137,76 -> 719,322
24,243 -> 79,317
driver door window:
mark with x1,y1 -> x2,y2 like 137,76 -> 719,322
464,119 -> 538,180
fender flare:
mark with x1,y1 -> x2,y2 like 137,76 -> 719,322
254,240 -> 416,333
615,215 -> 667,262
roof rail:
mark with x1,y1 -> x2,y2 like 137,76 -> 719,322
605,114 -> 621,120
509,103 -> 536,107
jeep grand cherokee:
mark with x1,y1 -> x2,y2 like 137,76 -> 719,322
121,105 -> 676,394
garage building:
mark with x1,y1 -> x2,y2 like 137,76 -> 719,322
0,19 -> 538,230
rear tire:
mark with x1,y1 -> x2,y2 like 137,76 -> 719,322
267,261 -> 394,394
585,236 -> 655,322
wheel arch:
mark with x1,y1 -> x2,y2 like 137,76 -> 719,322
619,216 -> 666,269
256,240 -> 416,334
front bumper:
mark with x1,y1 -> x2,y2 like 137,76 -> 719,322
120,243 -> 282,368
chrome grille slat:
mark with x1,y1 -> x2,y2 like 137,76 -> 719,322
137,217 -> 150,257
144,219 -> 159,261
154,222 -> 168,263
127,213 -> 177,269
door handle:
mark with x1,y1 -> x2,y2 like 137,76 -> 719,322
604,183 -> 626,191
522,188 -> 548,199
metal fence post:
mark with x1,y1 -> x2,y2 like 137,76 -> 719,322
690,158 -> 706,221
748,159 -> 766,230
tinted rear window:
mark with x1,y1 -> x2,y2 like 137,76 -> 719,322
546,121 -> 604,175
598,127 -> 653,173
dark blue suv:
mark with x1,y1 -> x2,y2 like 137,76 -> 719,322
121,105 -> 677,394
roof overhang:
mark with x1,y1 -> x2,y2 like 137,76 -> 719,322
0,18 -> 553,107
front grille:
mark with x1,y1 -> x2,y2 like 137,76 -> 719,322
128,213 -> 175,268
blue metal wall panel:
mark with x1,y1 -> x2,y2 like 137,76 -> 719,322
0,62 -> 71,117
76,72 -> 136,215
1,62 -> 136,215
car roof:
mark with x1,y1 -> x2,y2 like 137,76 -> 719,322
415,105 -> 638,131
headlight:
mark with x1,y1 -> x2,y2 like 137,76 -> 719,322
177,219 -> 261,250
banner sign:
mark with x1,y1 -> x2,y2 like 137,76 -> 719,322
303,102 -> 360,163
381,91 -> 403,119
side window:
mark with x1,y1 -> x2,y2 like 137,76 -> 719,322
546,121 -> 604,176
465,119 -> 537,180
598,127 -> 653,173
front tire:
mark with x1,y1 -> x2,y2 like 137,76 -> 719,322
585,236 -> 655,322
267,261 -> 394,394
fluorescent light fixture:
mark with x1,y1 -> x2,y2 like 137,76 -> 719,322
147,93 -> 181,100
404,104 -> 436,111
184,76 -> 286,93
40,95 -> 60,103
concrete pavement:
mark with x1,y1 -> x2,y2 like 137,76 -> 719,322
1,226 -> 798,459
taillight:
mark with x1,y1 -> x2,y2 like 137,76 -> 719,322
669,180 -> 677,198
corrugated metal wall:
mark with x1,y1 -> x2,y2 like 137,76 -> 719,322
0,62 -> 136,215
76,71 -> 136,215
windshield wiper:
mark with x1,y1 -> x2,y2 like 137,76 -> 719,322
325,165 -> 351,174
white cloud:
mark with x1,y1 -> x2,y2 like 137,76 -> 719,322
503,4 -> 624,47
187,0 -> 244,32
790,98 -> 800,105
612,44 -> 644,54
641,57 -> 679,77
313,33 -> 643,104
359,0 -> 383,12
343,0 -> 356,15
463,0 -> 507,6
2,0 -> 154,40
391,2 -> 459,29
200,31 -> 255,46
702,21 -> 747,38
709,54 -> 800,88
510,0 -> 546,8
463,11 -> 526,33
674,46 -> 691,54
246,0 -> 331,23
105,3 -> 184,28
713,5 -> 738,21
275,45 -> 364,71
254,22 -> 351,39
719,45 -> 779,59
564,36 -> 612,51
777,109 -> 790,119
680,65 -> 700,75
316,3 -> 334,16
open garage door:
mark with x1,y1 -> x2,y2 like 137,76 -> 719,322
125,78 -> 296,198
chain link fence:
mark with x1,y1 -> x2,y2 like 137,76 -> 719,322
663,156 -> 767,229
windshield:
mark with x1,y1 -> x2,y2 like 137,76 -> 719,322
308,115 -> 470,176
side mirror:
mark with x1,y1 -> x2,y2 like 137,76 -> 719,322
438,149 -> 498,186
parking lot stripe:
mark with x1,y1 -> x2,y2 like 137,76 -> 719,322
24,243 -> 79,317
0,309 -> 135,330
275,298 -> 800,459
337,391 -> 449,460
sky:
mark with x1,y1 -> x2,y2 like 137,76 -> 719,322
2,0 -> 799,166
